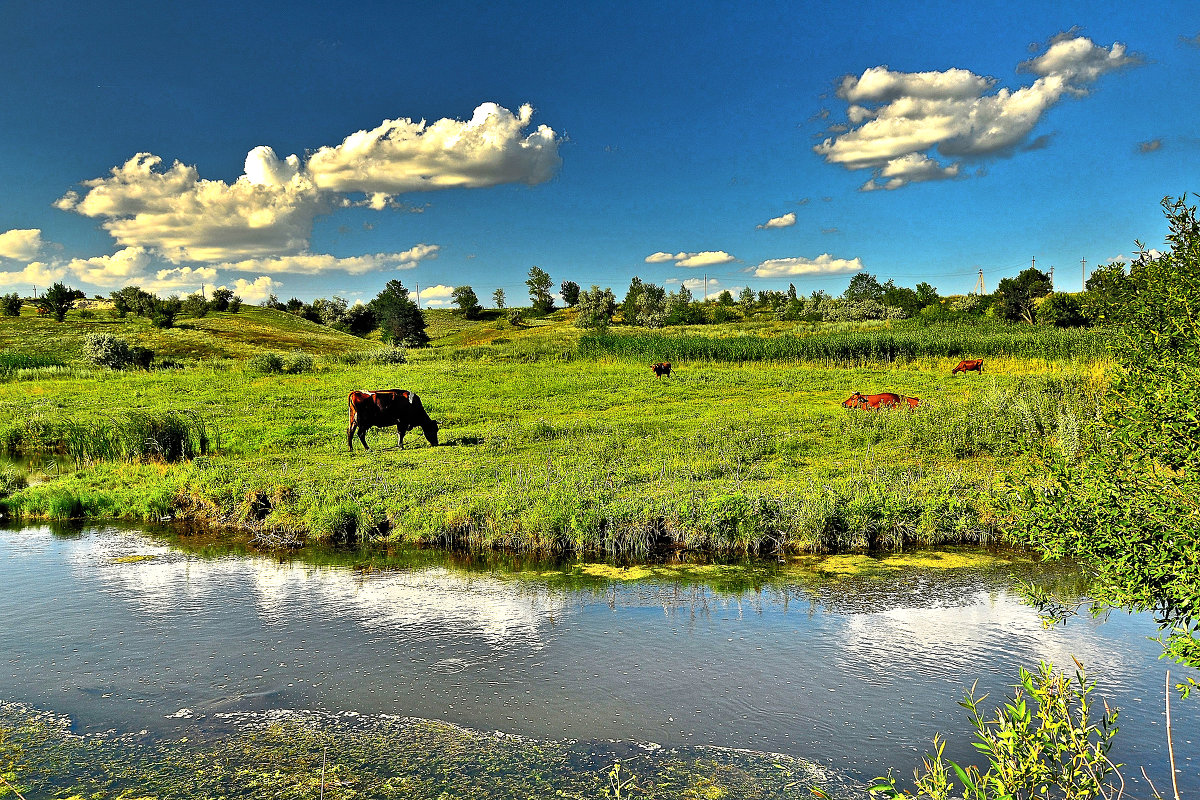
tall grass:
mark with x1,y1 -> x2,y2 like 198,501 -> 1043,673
579,323 -> 1110,365
1,410 -> 215,465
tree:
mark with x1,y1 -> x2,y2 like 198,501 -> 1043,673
492,288 -> 506,309
37,282 -> 85,322
716,289 -> 734,305
1,293 -> 21,316
370,280 -> 429,347
666,284 -> 704,325
915,282 -> 940,307
182,292 -> 209,318
1037,292 -> 1088,327
994,267 -> 1052,323
622,278 -> 666,327
151,296 -> 182,328
843,272 -> 884,302
1081,261 -> 1133,325
209,287 -> 235,312
1014,196 -> 1200,683
622,277 -> 645,322
560,280 -> 581,307
526,266 -> 555,315
574,285 -> 617,329
264,293 -> 287,311
882,280 -> 921,317
343,303 -> 377,336
451,285 -> 483,319
737,286 -> 756,312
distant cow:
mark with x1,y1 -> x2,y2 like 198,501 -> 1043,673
651,362 -> 672,378
842,392 -> 920,410
347,389 -> 439,452
951,359 -> 984,375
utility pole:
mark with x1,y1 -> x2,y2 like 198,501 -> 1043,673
1081,257 -> 1087,292
703,273 -> 708,302
974,269 -> 984,295
415,282 -> 421,309
1049,266 -> 1054,288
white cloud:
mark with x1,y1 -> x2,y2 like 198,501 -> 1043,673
57,153 -> 325,263
0,260 -> 67,288
417,284 -> 455,307
646,250 -> 736,268
229,276 -> 281,303
757,212 -> 796,229
146,266 -> 220,294
753,254 -> 864,277
218,245 -> 439,275
677,251 -> 735,268
65,246 -> 155,287
815,35 -> 1140,190
0,228 -> 43,261
305,102 -> 561,197
57,103 -> 558,264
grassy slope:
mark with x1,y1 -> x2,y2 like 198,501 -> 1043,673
0,304 -> 365,362
0,307 -> 1105,554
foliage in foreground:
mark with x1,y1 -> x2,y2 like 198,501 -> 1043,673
1012,196 -> 1200,687
871,661 -> 1121,800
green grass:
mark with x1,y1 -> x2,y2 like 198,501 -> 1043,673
0,307 -> 1111,555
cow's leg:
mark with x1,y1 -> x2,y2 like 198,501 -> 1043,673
354,424 -> 371,451
396,425 -> 407,449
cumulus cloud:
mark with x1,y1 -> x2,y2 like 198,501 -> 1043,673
753,253 -> 864,278
217,244 -> 439,275
0,228 -> 43,261
56,153 -> 324,263
65,246 -> 155,287
57,103 -> 559,264
146,266 -> 220,294
814,35 -> 1141,190
645,250 -> 736,267
229,276 -> 281,304
306,103 -> 561,197
0,260 -> 67,288
417,284 -> 455,307
757,212 -> 797,229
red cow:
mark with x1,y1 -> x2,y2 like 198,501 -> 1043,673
842,392 -> 920,410
651,362 -> 672,378
951,359 -> 984,375
347,389 -> 439,452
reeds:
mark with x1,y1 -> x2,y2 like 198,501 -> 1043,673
1,410 -> 215,465
579,323 -> 1110,365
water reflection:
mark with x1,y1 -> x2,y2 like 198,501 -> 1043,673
0,524 -> 1194,792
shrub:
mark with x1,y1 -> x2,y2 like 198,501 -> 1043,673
282,350 -> 315,374
370,348 -> 407,365
248,352 -> 284,373
83,332 -> 134,369
0,293 -> 21,316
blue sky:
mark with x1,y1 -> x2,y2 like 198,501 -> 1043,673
1,1 -> 1198,307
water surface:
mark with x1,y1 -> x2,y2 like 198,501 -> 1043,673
0,524 -> 1194,792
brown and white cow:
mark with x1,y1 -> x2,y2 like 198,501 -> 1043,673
347,389 -> 439,452
842,392 -> 920,410
651,362 -> 672,378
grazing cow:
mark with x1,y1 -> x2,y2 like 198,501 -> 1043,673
951,358 -> 984,375
347,389 -> 439,452
842,392 -> 920,410
651,362 -> 672,378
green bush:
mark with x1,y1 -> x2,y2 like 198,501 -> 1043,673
82,332 -> 133,369
282,350 -> 314,374
248,352 -> 285,373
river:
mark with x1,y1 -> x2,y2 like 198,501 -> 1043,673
0,523 -> 1195,794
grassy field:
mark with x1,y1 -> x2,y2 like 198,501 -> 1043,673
0,305 -> 1110,555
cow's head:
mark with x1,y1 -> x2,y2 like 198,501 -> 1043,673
422,418 -> 440,447
842,392 -> 866,409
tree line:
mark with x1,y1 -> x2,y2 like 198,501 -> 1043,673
10,256 -> 1135,346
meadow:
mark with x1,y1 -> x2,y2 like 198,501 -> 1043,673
0,305 -> 1109,556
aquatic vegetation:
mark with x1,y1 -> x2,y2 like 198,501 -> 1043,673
0,704 -> 846,800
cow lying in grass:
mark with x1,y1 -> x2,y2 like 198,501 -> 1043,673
952,359 -> 984,374
651,362 -> 672,377
842,392 -> 920,410
347,389 -> 439,451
